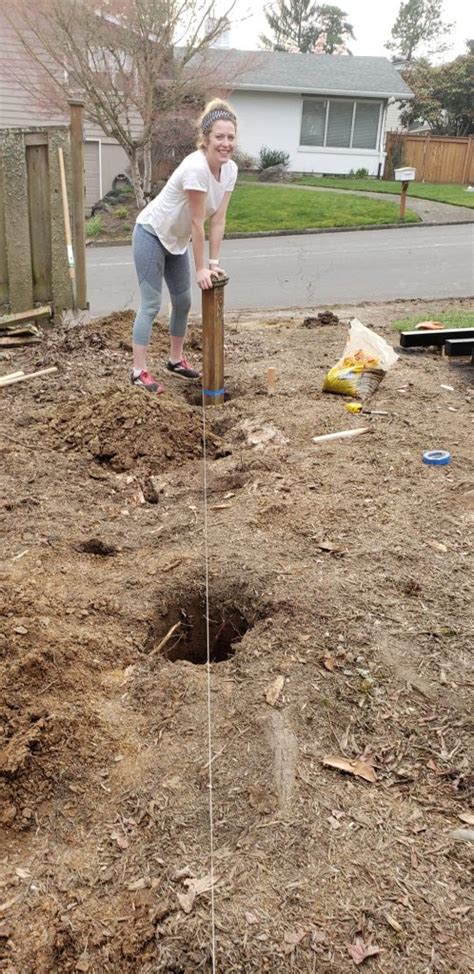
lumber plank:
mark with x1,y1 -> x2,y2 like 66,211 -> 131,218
0,305 -> 52,327
444,338 -> 474,357
400,328 -> 474,348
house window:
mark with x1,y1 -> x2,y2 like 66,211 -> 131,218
300,98 -> 381,150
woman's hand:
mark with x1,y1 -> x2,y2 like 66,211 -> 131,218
210,265 -> 227,278
196,268 -> 214,290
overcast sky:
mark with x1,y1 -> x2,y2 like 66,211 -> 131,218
217,0 -> 472,61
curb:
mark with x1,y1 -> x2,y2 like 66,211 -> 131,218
87,219 -> 473,248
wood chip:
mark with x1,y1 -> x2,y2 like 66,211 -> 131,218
265,675 -> 285,706
323,753 -> 377,783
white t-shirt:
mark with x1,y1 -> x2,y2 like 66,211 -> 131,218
136,150 -> 238,254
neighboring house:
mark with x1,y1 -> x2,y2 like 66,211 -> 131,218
208,50 -> 413,175
0,11 -> 129,211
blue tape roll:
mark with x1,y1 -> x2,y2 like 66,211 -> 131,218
203,388 -> 225,398
423,450 -> 451,466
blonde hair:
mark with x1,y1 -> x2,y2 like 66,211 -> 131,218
196,98 -> 237,149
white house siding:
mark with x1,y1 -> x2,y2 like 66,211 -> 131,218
0,11 -> 134,197
101,143 -> 130,194
231,90 -> 387,176
385,101 -> 403,132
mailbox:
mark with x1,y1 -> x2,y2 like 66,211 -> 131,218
394,167 -> 416,181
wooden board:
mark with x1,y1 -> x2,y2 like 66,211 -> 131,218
0,305 -> 52,326
27,144 -> 53,304
444,338 -> 474,357
0,148 -> 8,306
400,328 -> 474,348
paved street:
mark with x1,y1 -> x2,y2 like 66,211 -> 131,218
86,224 -> 473,317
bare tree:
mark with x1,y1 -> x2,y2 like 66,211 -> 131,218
7,0 -> 238,206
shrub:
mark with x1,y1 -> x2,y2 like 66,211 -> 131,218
259,146 -> 290,170
114,206 -> 128,218
354,167 -> 370,178
233,147 -> 257,170
85,215 -> 103,238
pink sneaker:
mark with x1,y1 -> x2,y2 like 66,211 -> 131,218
166,356 -> 200,380
131,370 -> 165,394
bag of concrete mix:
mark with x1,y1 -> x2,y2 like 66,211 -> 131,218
323,318 -> 398,400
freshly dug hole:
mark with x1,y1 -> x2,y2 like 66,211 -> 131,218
149,591 -> 254,664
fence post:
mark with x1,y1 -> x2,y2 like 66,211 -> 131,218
461,136 -> 474,186
69,100 -> 87,309
202,276 -> 228,406
2,130 -> 34,311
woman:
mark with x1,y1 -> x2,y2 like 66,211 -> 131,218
131,98 -> 238,394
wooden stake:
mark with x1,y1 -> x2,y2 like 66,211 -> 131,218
312,427 -> 370,443
202,274 -> 228,406
69,100 -> 87,310
0,371 -> 24,384
58,147 -> 77,308
0,366 -> 57,388
267,367 -> 277,396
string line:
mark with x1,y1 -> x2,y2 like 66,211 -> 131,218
202,389 -> 217,974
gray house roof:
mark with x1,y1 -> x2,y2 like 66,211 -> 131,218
204,49 -> 413,100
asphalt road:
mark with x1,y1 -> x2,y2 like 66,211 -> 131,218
86,224 -> 473,317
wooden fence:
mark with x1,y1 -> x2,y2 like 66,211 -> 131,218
384,132 -> 474,185
0,102 -> 86,313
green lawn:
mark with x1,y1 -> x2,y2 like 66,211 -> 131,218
226,184 -> 419,232
392,310 -> 474,332
290,176 -> 474,209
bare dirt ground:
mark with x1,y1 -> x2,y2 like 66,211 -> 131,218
1,298 -> 473,974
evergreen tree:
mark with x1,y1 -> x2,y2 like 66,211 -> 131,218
260,0 -> 354,54
385,0 -> 453,62
260,0 -> 320,53
316,5 -> 354,54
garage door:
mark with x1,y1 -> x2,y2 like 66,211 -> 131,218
84,141 -> 101,213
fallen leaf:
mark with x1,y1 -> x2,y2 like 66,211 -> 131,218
323,754 -> 377,783
283,928 -> 308,953
245,911 -> 259,925
265,675 -> 285,706
328,815 -> 342,829
210,502 -> 232,511
311,928 -> 327,951
347,935 -> 381,965
458,812 -> 474,826
14,626 -> 28,635
176,873 -> 215,915
110,828 -> 129,850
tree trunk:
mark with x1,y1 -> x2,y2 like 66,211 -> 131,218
143,143 -> 152,200
129,149 -> 146,209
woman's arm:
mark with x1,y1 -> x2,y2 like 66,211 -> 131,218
185,190 -> 214,290
208,192 -> 232,269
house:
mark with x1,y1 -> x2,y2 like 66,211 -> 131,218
0,10 -> 129,211
208,49 -> 413,176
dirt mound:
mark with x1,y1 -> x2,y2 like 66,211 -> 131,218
42,386 -> 218,471
1,299 -> 473,974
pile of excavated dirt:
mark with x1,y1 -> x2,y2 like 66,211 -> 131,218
0,298 -> 473,974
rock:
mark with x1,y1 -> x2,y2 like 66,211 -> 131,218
450,828 -> 474,843
258,164 -> 291,183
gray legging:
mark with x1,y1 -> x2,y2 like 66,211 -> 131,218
132,223 -> 192,346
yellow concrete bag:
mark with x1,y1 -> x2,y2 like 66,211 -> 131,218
323,318 -> 398,400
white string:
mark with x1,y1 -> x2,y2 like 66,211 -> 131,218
201,390 -> 217,974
